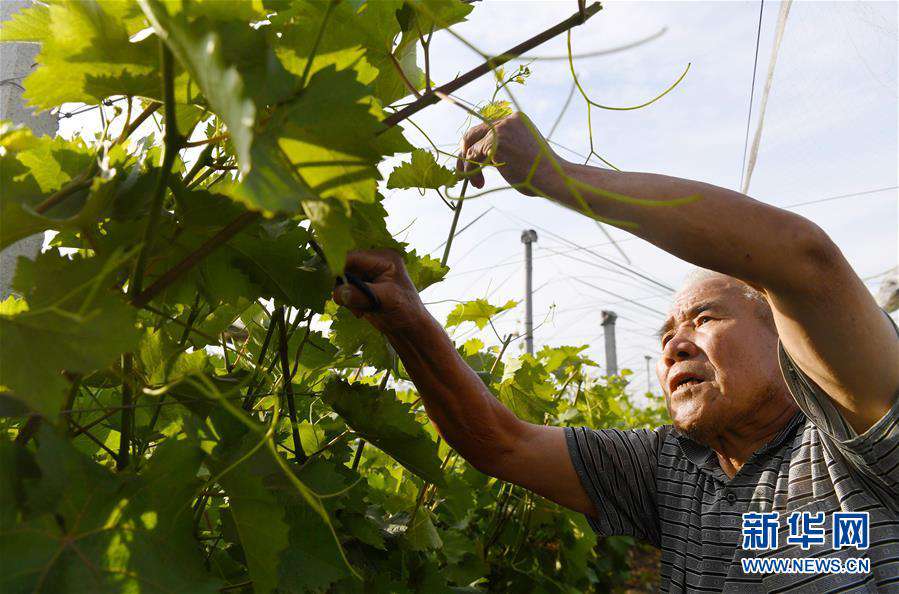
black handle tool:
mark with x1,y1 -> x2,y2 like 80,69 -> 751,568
308,239 -> 381,312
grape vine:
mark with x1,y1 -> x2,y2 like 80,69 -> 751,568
0,1 -> 671,592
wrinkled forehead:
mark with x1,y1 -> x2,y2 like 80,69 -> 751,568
664,276 -> 747,324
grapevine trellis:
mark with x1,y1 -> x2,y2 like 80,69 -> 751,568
0,1 -> 677,592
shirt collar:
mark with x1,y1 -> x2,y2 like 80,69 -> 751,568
673,410 -> 806,480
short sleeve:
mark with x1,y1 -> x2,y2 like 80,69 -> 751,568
777,309 -> 899,505
563,425 -> 668,547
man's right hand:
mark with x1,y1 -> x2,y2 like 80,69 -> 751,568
456,111 -> 569,197
331,249 -> 429,336
331,251 -> 600,523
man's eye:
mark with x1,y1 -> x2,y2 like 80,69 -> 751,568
697,315 -> 713,326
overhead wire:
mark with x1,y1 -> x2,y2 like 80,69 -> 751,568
781,185 -> 898,209
741,0 -> 793,194
739,0 -> 766,191
492,205 -> 676,293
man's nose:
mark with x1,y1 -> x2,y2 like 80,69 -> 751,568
662,332 -> 700,366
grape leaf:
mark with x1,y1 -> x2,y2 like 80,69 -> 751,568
304,196 -> 401,275
322,380 -> 445,486
138,328 -> 210,385
537,345 -> 596,375
214,440 -> 290,594
138,0 -> 256,175
497,354 -> 557,423
387,149 -> 457,190
273,0 -> 416,105
277,65 -> 411,204
222,131 -> 320,214
0,123 -> 125,249
404,250 -> 449,290
445,298 -> 518,330
400,0 -> 474,34
1,249 -> 140,416
275,459 -> 356,592
7,1 -> 158,111
478,100 -> 513,121
329,308 -> 393,370
403,509 -> 443,552
272,1 -> 379,88
228,227 -> 332,312
0,428 -> 221,594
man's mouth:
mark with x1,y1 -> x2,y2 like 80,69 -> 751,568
670,373 -> 707,394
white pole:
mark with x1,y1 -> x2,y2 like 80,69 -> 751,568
601,310 -> 618,375
521,229 -> 538,355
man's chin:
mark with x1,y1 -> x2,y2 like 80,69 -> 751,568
670,407 -> 719,446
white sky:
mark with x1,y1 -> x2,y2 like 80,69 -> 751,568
382,0 -> 899,397
56,1 -> 898,399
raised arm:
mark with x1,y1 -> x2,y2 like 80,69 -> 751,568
458,112 -> 899,434
332,250 -> 597,517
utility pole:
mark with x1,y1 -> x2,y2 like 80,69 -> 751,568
521,229 -> 538,355
645,355 -> 653,394
601,310 -> 618,375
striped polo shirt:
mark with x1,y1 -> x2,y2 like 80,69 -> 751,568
564,312 -> 899,592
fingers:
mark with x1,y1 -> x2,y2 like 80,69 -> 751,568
332,281 -> 386,315
343,249 -> 402,281
456,121 -> 492,175
465,146 -> 486,188
458,131 -> 494,189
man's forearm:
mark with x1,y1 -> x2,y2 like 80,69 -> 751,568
383,309 -> 522,473
541,160 -> 837,292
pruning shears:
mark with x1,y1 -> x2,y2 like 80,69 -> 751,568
308,239 -> 382,312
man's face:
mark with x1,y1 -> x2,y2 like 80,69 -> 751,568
655,276 -> 786,444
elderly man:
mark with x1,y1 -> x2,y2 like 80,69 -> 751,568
334,112 -> 899,592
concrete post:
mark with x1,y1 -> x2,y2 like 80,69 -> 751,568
521,229 -> 538,355
601,310 -> 618,375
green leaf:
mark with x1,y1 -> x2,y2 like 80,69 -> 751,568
0,428 -> 221,594
222,131 -> 319,214
273,0 -> 416,105
288,329 -> 339,383
478,100 -> 513,121
272,1 -> 379,88
445,298 -> 517,330
404,250 -> 449,291
138,327 -> 210,385
0,438 -> 38,531
304,197 -> 399,275
387,149 -> 457,190
322,379 -> 444,485
537,345 -> 596,375
11,1 -> 158,111
0,2 -> 50,42
0,249 -> 141,416
0,122 -> 122,250
277,65 -> 411,204
214,439 -> 291,594
401,0 -> 474,34
275,459 -> 355,592
403,509 -> 443,551
228,226 -> 332,312
498,355 -> 557,423
462,338 -> 484,357
139,0 -> 256,175
329,308 -> 393,370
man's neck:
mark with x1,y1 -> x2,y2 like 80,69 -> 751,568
711,402 -> 799,479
